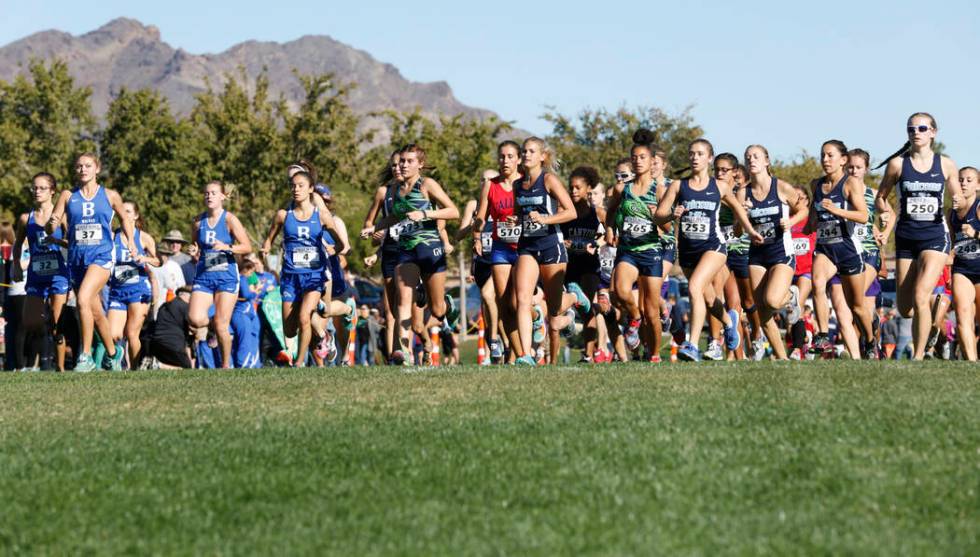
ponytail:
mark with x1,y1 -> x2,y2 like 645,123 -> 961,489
873,141 -> 910,170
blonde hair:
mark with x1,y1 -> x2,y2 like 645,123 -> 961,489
523,136 -> 561,174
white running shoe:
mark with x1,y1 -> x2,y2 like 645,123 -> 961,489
786,285 -> 801,325
704,339 -> 723,361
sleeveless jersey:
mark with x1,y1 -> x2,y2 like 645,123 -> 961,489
488,178 -> 519,246
656,178 -> 676,247
791,221 -> 816,276
282,205 -> 325,274
66,186 -> 114,265
110,228 -> 150,291
515,172 -> 563,250
896,153 -> 946,239
857,186 -> 879,252
951,198 -> 980,276
719,186 -> 749,256
26,210 -> 67,280
380,182 -> 401,251
813,175 -> 860,251
614,180 -> 660,252
391,178 -> 440,249
676,178 -> 725,252
562,205 -> 601,255
747,177 -> 793,254
196,210 -> 237,275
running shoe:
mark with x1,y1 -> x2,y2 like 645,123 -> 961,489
625,319 -> 641,350
704,340 -> 723,361
74,353 -> 96,372
489,338 -> 503,360
677,342 -> 701,362
515,355 -> 537,366
578,356 -> 593,364
316,300 -> 328,318
444,294 -> 460,329
649,354 -> 662,363
560,308 -> 577,338
723,309 -> 741,351
414,282 -> 427,308
276,350 -> 294,366
110,344 -> 125,371
532,305 -> 545,343
753,338 -> 769,361
661,304 -> 672,333
790,349 -> 802,361
925,329 -> 939,354
785,285 -> 801,325
861,340 -> 878,361
809,333 -> 829,355
566,282 -> 592,320
389,350 -> 406,366
343,298 -> 357,329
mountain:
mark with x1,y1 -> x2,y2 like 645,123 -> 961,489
0,18 -> 501,140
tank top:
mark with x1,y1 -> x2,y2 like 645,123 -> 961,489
614,180 -> 660,252
475,209 -> 494,263
110,228 -> 149,290
26,209 -> 67,280
656,178 -> 676,247
380,182 -> 401,251
66,185 -> 113,264
515,172 -> 562,250
813,175 -> 860,250
196,209 -> 237,274
720,186 -> 750,256
747,177 -> 793,254
791,221 -> 816,275
562,205 -> 601,255
676,178 -> 725,251
896,153 -> 946,239
283,204 -> 325,274
857,186 -> 879,252
487,178 -> 519,246
391,178 -> 440,249
951,198 -> 980,275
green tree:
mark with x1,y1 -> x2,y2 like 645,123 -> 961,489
0,59 -> 96,219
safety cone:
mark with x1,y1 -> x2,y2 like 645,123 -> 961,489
477,314 -> 487,365
429,326 -> 441,367
346,303 -> 358,366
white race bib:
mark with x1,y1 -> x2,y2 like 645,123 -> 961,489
30,253 -> 60,276
756,223 -> 777,243
622,216 -> 652,238
291,246 -> 321,269
388,221 -> 405,241
599,247 -> 616,274
954,237 -> 980,259
480,231 -> 493,252
113,266 -> 140,285
74,224 -> 102,245
907,197 -> 939,221
496,221 -> 522,243
680,216 -> 710,240
521,215 -> 546,237
204,251 -> 230,271
793,237 -> 811,256
816,220 -> 842,243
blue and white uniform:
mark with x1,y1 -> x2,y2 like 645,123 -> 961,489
321,227 -> 346,297
676,178 -> 726,270
25,210 -> 70,298
895,153 -> 950,259
515,172 -> 567,264
813,175 -> 863,276
280,205 -> 327,303
950,198 -> 980,284
108,228 -> 152,310
65,186 -> 114,289
747,177 -> 795,269
193,210 -> 239,295
231,275 -> 261,368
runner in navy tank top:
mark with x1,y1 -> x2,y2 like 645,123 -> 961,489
12,172 -> 72,370
262,171 -> 346,367
107,201 -> 160,369
655,139 -> 762,362
808,140 -> 875,359
47,153 -> 137,372
949,167 -> 980,360
875,112 -> 963,360
188,180 -> 252,369
743,145 -> 808,360
562,165 -> 604,362
512,137 -> 578,365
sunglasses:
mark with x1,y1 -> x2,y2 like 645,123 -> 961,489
614,172 -> 634,182
907,125 -> 931,134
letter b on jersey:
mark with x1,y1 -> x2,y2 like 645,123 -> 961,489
82,202 -> 95,218
205,231 -> 216,245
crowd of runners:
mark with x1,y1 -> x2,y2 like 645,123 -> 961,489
4,111 -> 979,370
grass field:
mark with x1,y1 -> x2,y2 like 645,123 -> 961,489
1,361 -> 978,555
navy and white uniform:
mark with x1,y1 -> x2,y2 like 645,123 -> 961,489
473,213 -> 494,288
895,154 -> 950,259
813,175 -> 863,276
379,183 -> 401,280
193,210 -> 239,295
676,178 -> 726,270
231,275 -> 261,368
747,177 -> 795,269
108,228 -> 152,310
280,205 -> 327,303
322,227 -> 346,297
950,199 -> 980,284
515,172 -> 567,264
25,210 -> 70,298
561,206 -> 601,284
65,186 -> 114,289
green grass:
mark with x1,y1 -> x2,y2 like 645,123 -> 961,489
1,361 -> 978,555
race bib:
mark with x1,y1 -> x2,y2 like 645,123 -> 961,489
816,220 -> 842,243
907,197 -> 939,221
855,226 -> 868,239
721,225 -> 735,243
30,253 -> 60,276
496,221 -> 522,243
756,223 -> 777,243
395,219 -> 421,238
954,236 -> 980,259
113,266 -> 140,285
74,223 -> 102,245
388,221 -> 405,241
622,216 -> 652,239
522,215 -> 546,237
204,251 -> 230,271
291,246 -> 321,269
793,237 -> 811,256
480,231 -> 493,252
599,247 -> 616,275
680,215 -> 710,240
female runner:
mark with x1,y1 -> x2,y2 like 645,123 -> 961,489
107,201 -> 160,368
949,167 -> 980,361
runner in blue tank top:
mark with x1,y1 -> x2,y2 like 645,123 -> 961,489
808,140 -> 875,359
47,153 -> 137,372
12,173 -> 71,370
262,170 -> 347,367
655,139 -> 762,362
107,201 -> 160,369
512,137 -> 578,365
875,112 -> 964,360
188,180 -> 252,369
743,145 -> 808,360
949,167 -> 980,361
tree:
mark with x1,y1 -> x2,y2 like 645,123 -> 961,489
0,59 -> 96,220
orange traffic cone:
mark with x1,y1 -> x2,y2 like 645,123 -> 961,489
477,314 -> 487,365
429,326 -> 441,367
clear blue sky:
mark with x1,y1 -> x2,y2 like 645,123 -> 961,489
2,0 -> 979,166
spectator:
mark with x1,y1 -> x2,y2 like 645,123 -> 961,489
896,315 -> 913,360
355,304 -> 374,365
881,309 -> 899,360
149,286 -> 193,369
149,245 -> 186,316
180,242 -> 200,286
162,229 -> 191,266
